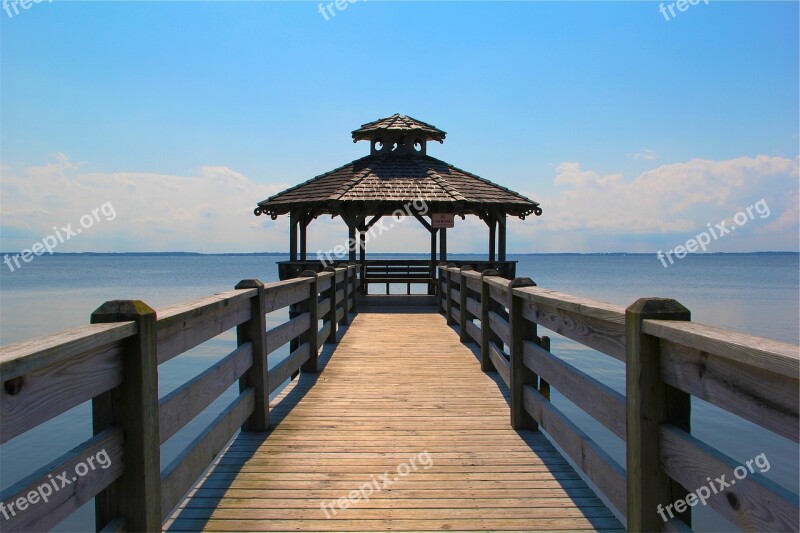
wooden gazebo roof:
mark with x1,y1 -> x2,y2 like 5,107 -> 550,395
253,114 -> 542,264
254,114 -> 542,220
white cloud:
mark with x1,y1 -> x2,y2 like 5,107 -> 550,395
517,155 -> 799,252
628,149 -> 658,161
0,154 -> 289,252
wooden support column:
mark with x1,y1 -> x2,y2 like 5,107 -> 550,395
445,264 -> 456,325
359,224 -> 367,295
480,269 -> 500,372
498,212 -> 507,261
488,215 -> 497,262
430,229 -> 439,295
439,228 -> 447,262
235,280 -> 269,431
299,213 -> 310,261
340,264 -> 350,326
324,267 -> 338,344
438,262 -> 447,312
348,262 -> 358,314
626,298 -> 692,531
289,211 -> 298,262
459,266 -> 473,343
298,271 -> 319,373
91,301 -> 161,532
348,223 -> 357,262
509,277 -> 538,430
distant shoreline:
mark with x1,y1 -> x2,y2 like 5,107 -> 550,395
0,251 -> 796,257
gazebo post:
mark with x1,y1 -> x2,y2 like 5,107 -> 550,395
440,228 -> 447,262
498,212 -> 507,261
429,228 -> 439,295
289,211 -> 299,262
299,212 -> 309,262
488,214 -> 497,262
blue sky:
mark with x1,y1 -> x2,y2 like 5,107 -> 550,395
1,0 -> 798,254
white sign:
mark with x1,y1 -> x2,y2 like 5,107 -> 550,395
431,213 -> 455,229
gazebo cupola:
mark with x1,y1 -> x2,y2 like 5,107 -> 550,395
352,114 -> 447,157
254,114 -> 542,274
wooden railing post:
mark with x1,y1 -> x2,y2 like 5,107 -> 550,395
90,301 -> 161,532
324,267 -> 338,344
437,263 -> 447,315
459,266 -> 473,343
298,271 -> 319,372
235,279 -> 269,431
340,264 -> 350,326
539,335 -> 551,400
509,278 -> 538,430
480,269 -> 500,373
348,262 -> 358,315
626,298 -> 692,531
445,263 -> 456,325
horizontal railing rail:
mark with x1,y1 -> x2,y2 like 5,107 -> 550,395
438,264 -> 799,532
0,265 -> 359,532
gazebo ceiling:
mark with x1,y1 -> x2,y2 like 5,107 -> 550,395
254,114 -> 542,220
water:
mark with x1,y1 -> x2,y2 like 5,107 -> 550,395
0,253 -> 797,531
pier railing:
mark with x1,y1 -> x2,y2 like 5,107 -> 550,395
0,265 -> 358,532
439,264 -> 799,532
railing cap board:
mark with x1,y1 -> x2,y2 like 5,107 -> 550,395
481,269 -> 501,277
513,286 -> 626,325
483,275 -> 512,290
0,321 -> 136,380
157,288 -> 257,324
644,319 -> 800,379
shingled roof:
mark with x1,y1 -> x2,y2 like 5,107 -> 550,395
255,115 -> 541,220
352,114 -> 447,143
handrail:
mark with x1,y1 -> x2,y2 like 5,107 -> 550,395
438,264 -> 799,532
0,265 -> 360,532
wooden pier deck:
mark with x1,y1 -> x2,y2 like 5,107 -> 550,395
3,264 -> 797,532
165,311 -> 622,531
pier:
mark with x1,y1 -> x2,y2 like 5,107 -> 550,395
1,115 -> 798,532
1,264 -> 798,532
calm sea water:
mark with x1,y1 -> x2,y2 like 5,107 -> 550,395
0,253 -> 797,531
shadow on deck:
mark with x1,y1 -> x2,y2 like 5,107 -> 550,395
164,311 -> 623,532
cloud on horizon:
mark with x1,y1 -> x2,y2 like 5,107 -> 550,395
1,153 -> 797,254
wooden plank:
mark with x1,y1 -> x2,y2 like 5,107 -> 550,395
660,338 -> 798,442
0,321 -> 134,380
465,295 -> 481,319
169,311 -> 621,532
317,298 -> 331,318
451,306 -> 461,324
265,313 -> 311,356
157,290 -> 254,364
161,389 -> 255,520
0,427 -> 123,532
268,343 -> 311,395
0,339 -> 123,444
159,342 -> 253,443
521,302 -> 625,361
643,319 -> 799,378
488,310 -> 511,348
263,278 -> 312,313
660,424 -> 799,531
489,342 -> 510,386
523,385 -> 626,515
466,320 -> 481,345
317,322 -> 331,349
522,340 -> 625,440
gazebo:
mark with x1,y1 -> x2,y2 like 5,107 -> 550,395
254,114 -> 542,292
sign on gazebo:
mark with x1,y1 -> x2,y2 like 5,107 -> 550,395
431,213 -> 455,229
